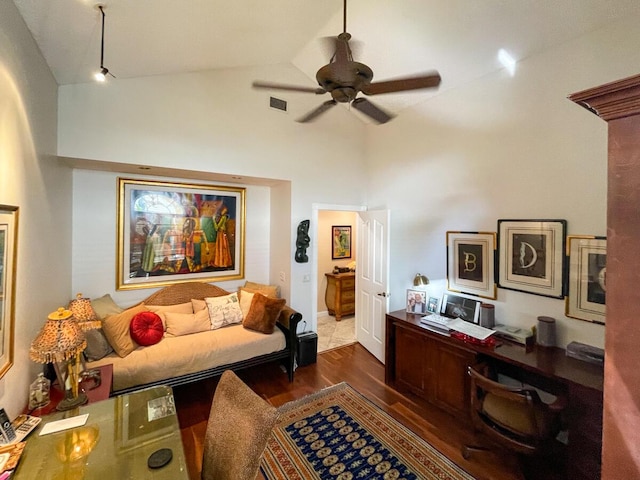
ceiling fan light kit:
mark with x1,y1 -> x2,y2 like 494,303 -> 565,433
252,0 -> 441,124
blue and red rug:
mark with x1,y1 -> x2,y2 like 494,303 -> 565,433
261,383 -> 475,480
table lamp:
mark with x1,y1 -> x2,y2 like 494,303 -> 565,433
30,308 -> 88,411
68,293 -> 101,331
413,273 -> 429,287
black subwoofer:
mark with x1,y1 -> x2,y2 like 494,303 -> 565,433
297,332 -> 318,366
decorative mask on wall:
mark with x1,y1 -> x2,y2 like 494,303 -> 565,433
295,220 -> 311,263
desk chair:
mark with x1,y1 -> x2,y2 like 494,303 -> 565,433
201,370 -> 279,480
463,363 -> 567,459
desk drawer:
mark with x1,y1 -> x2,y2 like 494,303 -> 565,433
342,290 -> 355,301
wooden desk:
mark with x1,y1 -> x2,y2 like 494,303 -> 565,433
385,310 -> 604,480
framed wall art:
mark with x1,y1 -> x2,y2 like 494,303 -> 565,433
446,231 -> 497,299
117,178 -> 245,290
497,219 -> 567,298
566,236 -> 606,324
0,205 -> 18,379
332,225 -> 352,259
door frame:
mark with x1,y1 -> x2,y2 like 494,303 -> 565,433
310,203 -> 366,332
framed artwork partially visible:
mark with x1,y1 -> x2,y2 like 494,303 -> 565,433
117,178 -> 245,290
332,225 -> 352,259
446,231 -> 497,299
566,236 -> 606,324
0,205 -> 18,379
406,289 -> 427,314
497,219 -> 567,298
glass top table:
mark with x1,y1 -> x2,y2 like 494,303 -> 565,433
13,385 -> 188,479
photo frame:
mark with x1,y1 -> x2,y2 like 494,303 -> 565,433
331,225 -> 352,259
406,289 -> 427,314
0,205 -> 18,380
117,178 -> 245,290
497,219 -> 567,298
446,231 -> 497,299
566,236 -> 606,324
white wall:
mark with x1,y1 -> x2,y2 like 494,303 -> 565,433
59,65 -> 368,323
317,211 -> 357,312
366,15 -> 640,349
0,2 -> 72,418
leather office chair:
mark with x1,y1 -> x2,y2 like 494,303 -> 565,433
462,363 -> 567,459
201,370 -> 279,480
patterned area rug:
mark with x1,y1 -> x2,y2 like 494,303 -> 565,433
261,383 -> 475,480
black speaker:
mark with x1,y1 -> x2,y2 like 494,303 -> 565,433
297,332 -> 318,367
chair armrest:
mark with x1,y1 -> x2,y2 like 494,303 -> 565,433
546,394 -> 568,413
276,305 -> 302,333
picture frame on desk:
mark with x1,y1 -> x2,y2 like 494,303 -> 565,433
446,231 -> 497,299
497,219 -> 566,298
566,236 -> 606,324
406,289 -> 427,314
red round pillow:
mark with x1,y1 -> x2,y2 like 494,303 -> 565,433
129,311 -> 164,346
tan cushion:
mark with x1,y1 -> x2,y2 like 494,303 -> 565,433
91,294 -> 124,319
165,309 -> 211,337
243,281 -> 280,298
191,298 -> 207,313
147,302 -> 193,329
239,290 -> 255,318
202,370 -> 279,480
206,293 -> 243,329
242,293 -> 286,334
102,304 -> 148,357
483,392 -> 555,438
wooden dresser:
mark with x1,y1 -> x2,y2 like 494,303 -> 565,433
324,272 -> 355,320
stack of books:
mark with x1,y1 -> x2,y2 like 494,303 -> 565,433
419,314 -> 453,336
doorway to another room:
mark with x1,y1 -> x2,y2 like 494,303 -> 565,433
316,210 -> 357,352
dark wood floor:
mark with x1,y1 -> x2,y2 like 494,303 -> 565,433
174,343 -> 565,480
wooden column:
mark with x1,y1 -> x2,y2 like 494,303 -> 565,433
569,74 -> 640,480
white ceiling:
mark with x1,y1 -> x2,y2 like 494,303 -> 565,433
12,0 -> 640,118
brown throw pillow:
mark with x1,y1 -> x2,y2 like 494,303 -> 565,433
102,304 -> 148,357
242,293 -> 286,334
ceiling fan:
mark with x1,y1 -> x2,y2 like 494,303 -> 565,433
252,0 -> 441,124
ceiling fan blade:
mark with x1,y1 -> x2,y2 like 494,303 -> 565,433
351,98 -> 393,124
361,72 -> 441,95
252,81 -> 326,95
297,100 -> 337,123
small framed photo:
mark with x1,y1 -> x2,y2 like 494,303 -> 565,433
427,296 -> 440,314
566,236 -> 606,324
497,219 -> 567,298
332,225 -> 352,259
406,289 -> 427,314
446,231 -> 497,299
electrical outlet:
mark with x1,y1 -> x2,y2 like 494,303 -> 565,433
279,271 -> 286,282
303,274 -> 310,283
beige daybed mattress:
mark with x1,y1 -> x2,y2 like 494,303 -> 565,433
87,324 -> 286,392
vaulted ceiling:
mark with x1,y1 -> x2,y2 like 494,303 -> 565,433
12,0 -> 640,117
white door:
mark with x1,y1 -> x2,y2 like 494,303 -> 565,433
355,209 -> 390,363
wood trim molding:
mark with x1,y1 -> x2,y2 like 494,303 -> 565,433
568,73 -> 640,121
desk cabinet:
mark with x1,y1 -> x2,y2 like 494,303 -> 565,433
325,272 -> 355,320
394,321 -> 475,418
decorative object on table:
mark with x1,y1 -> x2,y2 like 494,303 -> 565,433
492,324 -> 535,347
29,308 -> 88,411
406,289 -> 427,314
479,303 -> 495,328
117,178 -> 245,290
294,220 -> 310,263
68,293 -> 102,331
446,231 -> 497,299
497,219 -> 567,298
566,341 -> 604,366
413,272 -> 429,287
28,372 -> 51,410
0,204 -> 18,380
536,316 -> 556,347
261,382 -> 474,480
565,236 -> 606,324
0,441 -> 26,473
331,225 -> 351,259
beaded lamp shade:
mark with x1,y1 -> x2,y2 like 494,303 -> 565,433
30,308 -> 87,364
68,293 -> 101,331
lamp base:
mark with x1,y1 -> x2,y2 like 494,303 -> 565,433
56,392 -> 88,411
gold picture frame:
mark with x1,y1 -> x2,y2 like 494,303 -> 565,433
565,236 -> 606,324
117,178 -> 245,290
446,231 -> 497,299
0,205 -> 18,379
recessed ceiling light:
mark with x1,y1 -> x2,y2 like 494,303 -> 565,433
498,49 -> 516,76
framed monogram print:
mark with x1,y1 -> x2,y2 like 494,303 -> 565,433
446,231 -> 497,299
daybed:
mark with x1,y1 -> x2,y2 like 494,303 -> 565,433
85,281 -> 302,395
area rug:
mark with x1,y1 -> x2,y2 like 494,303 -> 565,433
260,382 -> 475,480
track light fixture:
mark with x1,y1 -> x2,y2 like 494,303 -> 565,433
94,4 -> 115,82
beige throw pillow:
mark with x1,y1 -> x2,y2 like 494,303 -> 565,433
191,298 -> 207,313
205,293 -> 243,330
147,302 -> 194,329
102,304 -> 148,357
91,294 -> 124,319
165,309 -> 211,337
243,281 -> 280,298
239,290 -> 255,318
